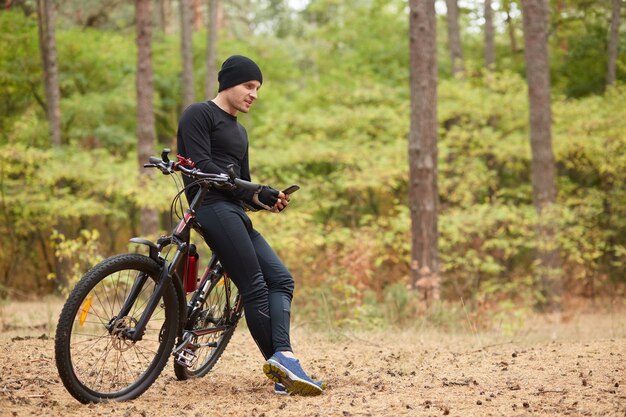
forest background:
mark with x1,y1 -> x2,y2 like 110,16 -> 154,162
1,0 -> 625,330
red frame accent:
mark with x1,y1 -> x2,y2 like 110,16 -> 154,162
175,212 -> 194,236
176,154 -> 195,167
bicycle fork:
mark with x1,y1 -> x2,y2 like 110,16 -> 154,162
108,245 -> 186,343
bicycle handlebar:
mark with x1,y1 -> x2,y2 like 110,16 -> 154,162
144,149 -> 264,195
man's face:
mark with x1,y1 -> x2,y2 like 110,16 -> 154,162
225,80 -> 261,114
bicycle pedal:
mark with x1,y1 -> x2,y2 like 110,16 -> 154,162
174,348 -> 198,368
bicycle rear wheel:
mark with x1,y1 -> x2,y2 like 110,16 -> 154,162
55,253 -> 178,403
174,270 -> 242,380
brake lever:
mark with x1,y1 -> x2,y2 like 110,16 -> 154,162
163,161 -> 175,175
161,148 -> 171,163
226,164 -> 237,183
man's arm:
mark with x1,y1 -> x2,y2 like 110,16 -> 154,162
234,145 -> 261,205
238,145 -> 289,211
178,103 -> 224,175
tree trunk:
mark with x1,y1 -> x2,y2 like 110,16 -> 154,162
159,0 -> 172,35
484,0 -> 495,70
607,0 -> 622,86
408,0 -> 440,304
180,0 -> 195,109
205,0 -> 219,98
156,0 -> 165,34
135,0 -> 159,237
445,0 -> 464,76
37,0 -> 69,290
216,0 -> 226,31
521,0 -> 561,311
503,0 -> 518,54
193,0 -> 204,31
36,0 -> 62,146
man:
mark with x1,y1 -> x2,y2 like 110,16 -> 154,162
176,55 -> 324,396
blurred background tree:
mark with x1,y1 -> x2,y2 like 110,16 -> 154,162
445,0 -> 464,75
408,0 -> 440,303
135,0 -> 159,236
521,0 -> 560,311
0,0 -> 624,327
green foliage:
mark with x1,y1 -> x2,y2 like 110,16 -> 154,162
547,0 -> 625,97
552,86 -> 626,287
56,29 -> 135,97
1,2 -> 625,331
0,11 -> 42,140
301,0 -> 409,86
255,72 -> 626,326
49,229 -> 104,294
0,143 -> 177,293
556,21 -> 608,97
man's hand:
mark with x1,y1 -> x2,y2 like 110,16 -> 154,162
272,191 -> 289,212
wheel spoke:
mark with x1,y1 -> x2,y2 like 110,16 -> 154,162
176,272 -> 242,378
57,254 -> 177,402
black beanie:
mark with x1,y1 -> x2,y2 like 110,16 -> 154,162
218,55 -> 263,92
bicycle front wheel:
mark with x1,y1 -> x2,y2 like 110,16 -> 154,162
55,253 -> 178,403
174,271 -> 242,380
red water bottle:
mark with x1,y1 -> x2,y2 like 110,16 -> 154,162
184,244 -> 199,293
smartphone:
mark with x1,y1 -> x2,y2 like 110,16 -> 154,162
282,185 -> 300,195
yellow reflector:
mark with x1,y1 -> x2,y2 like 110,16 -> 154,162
217,277 -> 224,287
79,295 -> 92,327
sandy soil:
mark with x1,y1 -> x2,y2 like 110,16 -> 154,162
0,298 -> 624,417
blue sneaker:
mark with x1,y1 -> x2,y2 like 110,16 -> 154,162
274,383 -> 289,395
274,380 -> 327,395
263,352 -> 323,396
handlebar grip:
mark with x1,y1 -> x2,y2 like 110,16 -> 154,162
234,178 -> 262,192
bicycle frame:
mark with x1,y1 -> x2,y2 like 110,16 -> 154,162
55,152 -> 255,403
113,176 -> 231,343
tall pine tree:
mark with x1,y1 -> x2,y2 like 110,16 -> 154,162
408,0 -> 440,303
135,0 -> 159,236
521,0 -> 561,310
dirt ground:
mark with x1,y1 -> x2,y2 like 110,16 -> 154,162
0,298 -> 624,417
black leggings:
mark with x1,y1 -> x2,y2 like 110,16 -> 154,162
195,201 -> 294,359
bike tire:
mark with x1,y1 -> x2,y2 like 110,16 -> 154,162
174,271 -> 242,380
55,253 -> 178,403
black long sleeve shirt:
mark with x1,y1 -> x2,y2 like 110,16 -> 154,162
176,100 -> 253,205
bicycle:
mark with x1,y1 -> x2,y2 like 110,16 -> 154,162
54,149 -> 274,403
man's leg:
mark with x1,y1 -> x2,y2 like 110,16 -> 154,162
196,203 -> 274,359
249,230 -> 323,396
250,230 -> 294,353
